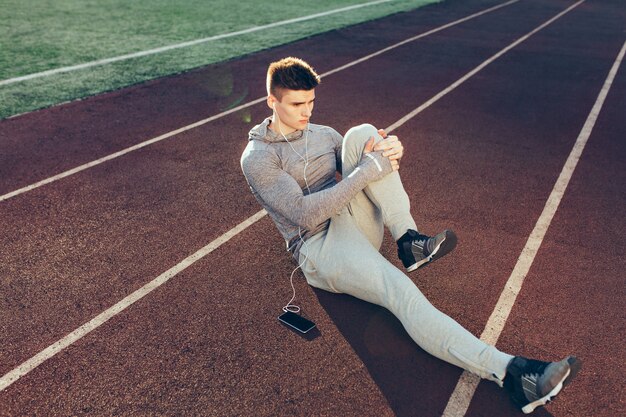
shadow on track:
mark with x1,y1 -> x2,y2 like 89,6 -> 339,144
312,289 -> 553,417
313,288 -> 461,417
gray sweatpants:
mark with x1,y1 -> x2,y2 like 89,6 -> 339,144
299,124 -> 513,382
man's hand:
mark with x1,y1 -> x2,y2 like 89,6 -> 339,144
363,136 -> 400,171
375,135 -> 403,160
371,128 -> 404,170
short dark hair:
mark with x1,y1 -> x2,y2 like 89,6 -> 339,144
266,57 -> 320,100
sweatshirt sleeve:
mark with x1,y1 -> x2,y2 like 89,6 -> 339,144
241,146 -> 392,231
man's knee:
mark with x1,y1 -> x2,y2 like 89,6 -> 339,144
344,123 -> 382,145
341,123 -> 385,171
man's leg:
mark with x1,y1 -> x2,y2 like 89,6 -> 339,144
342,124 -> 457,271
299,210 -> 513,382
341,124 -> 417,246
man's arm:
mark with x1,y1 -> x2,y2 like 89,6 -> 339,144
241,147 -> 393,231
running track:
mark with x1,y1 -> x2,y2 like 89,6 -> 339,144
0,0 -> 624,415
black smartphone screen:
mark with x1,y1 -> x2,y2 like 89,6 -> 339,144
278,311 -> 316,333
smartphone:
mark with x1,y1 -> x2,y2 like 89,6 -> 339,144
278,311 -> 316,333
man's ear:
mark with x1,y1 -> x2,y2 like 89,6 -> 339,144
267,95 -> 277,110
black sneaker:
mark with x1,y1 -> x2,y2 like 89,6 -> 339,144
397,229 -> 457,272
504,356 -> 582,414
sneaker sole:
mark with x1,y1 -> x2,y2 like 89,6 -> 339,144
521,356 -> 582,414
406,230 -> 458,272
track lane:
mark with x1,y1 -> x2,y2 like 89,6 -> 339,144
466,35 -> 626,417
0,221 -> 400,416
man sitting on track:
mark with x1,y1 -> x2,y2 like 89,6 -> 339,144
240,56 -> 580,414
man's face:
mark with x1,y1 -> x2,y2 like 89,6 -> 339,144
269,89 -> 315,135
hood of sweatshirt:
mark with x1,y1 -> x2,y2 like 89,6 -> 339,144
248,117 -> 311,143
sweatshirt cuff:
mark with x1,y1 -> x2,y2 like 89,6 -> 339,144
365,153 -> 383,171
359,151 -> 393,179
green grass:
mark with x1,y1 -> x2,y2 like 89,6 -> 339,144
0,0 -> 439,119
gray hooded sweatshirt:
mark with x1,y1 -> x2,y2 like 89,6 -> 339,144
241,118 -> 393,259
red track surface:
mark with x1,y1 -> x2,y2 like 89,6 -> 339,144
1,0 -> 624,415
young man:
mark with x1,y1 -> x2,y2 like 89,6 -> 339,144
240,57 -> 580,414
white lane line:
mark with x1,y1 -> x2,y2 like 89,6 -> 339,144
0,0 -> 577,392
0,0 -> 520,203
0,209 -> 268,392
441,38 -> 625,417
0,0 -> 393,86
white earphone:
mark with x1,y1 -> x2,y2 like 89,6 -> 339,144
271,98 -> 314,314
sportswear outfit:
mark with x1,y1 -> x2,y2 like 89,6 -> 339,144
241,119 -> 513,382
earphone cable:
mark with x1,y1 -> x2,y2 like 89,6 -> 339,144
274,109 -> 312,313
